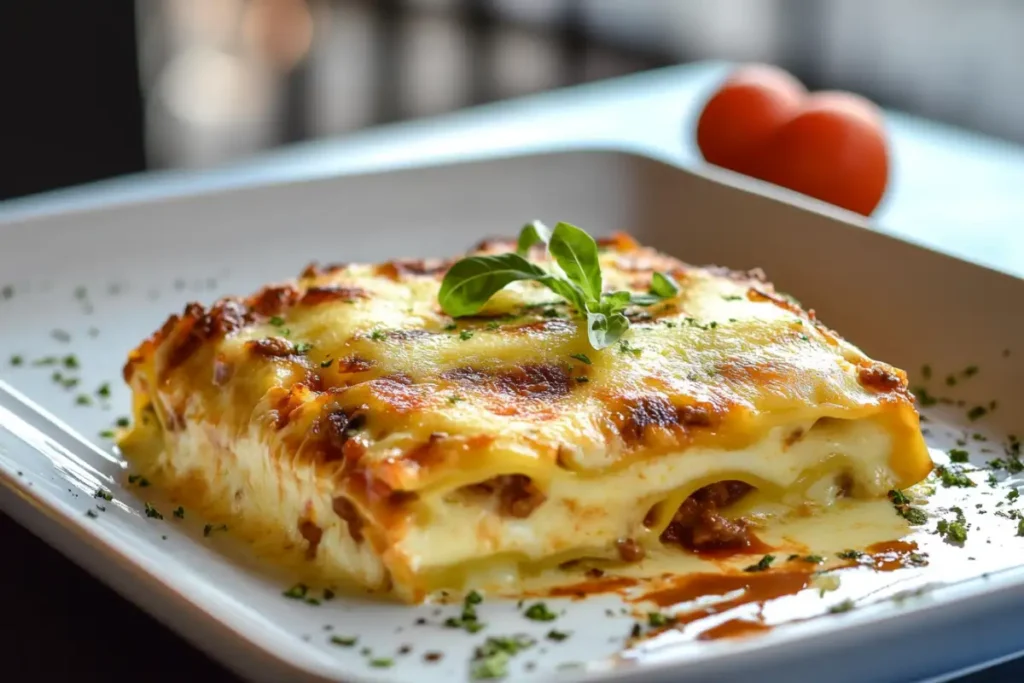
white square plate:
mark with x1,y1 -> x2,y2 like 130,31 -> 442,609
2,151 -> 1024,683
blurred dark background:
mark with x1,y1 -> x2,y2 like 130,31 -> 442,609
3,0 -> 1021,201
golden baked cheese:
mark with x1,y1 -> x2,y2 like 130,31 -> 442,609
118,231 -> 933,601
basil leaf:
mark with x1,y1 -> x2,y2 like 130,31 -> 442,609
629,293 -> 662,306
542,277 -> 590,316
439,253 -> 551,316
601,291 -> 632,314
516,220 -> 552,257
650,272 -> 680,298
549,222 -> 602,302
586,308 -> 629,350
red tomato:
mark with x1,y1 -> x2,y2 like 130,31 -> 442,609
696,64 -> 805,176
756,91 -> 889,216
694,64 -> 890,216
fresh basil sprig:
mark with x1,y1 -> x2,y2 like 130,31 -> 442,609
438,221 -> 680,350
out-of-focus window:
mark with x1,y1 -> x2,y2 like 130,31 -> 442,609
135,0 -> 1024,169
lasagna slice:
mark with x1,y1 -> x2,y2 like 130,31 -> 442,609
119,232 -> 932,602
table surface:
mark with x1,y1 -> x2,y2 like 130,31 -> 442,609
3,60 -> 1023,682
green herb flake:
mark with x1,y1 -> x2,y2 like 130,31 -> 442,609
283,583 -> 309,600
963,365 -> 979,377
62,354 -> 80,369
320,358 -> 333,368
618,340 -> 642,357
96,383 -> 111,399
203,523 -> 227,537
523,602 -> 557,622
546,629 -> 570,642
569,353 -> 592,365
936,465 -> 976,489
967,405 -> 988,421
575,376 -> 589,383
469,635 -> 535,680
1018,520 -> 1024,537
128,474 -> 150,487
269,316 -> 285,326
32,356 -> 58,367
144,503 -> 163,520
323,588 -> 335,601
647,611 -> 675,627
294,342 -> 313,354
330,635 -> 357,647
443,322 -> 458,331
115,416 -> 130,428
459,329 -> 475,341
914,387 -> 938,407
75,394 -> 92,406
800,555 -> 824,564
722,295 -> 743,302
9,354 -> 23,366
173,506 -> 185,519
837,549 -> 863,560
99,429 -> 116,439
94,488 -> 113,501
828,599 -> 855,614
369,658 -> 393,669
369,330 -> 387,341
86,509 -> 98,519
921,364 -> 932,380
744,554 -> 775,572
949,449 -> 969,463
945,375 -> 957,387
1008,489 -> 1020,502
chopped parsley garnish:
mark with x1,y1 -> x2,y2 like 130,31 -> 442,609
937,507 -> 968,544
469,635 -> 535,680
32,356 -> 58,366
369,658 -> 393,668
173,506 -> 185,519
99,429 -> 115,439
86,509 -> 98,519
115,416 -> 130,428
294,342 -> 313,354
1018,520 -> 1024,537
722,295 -> 743,301
921,364 -> 932,380
93,488 -> 112,501
443,322 -> 458,331
945,375 -> 957,387
948,449 -> 969,463
323,588 -> 335,601
320,358 -> 333,368
128,474 -> 150,487
523,602 -> 557,622
647,611 -> 675,627
798,555 -> 824,564
575,376 -> 589,383
269,316 -> 285,326
459,330 -> 474,341
1009,489 -> 1020,502
837,549 -> 863,560
63,354 -> 80,369
445,590 -> 486,632
935,465 -> 975,488
96,382 -> 111,399
569,353 -> 592,365
914,387 -> 938,407
618,340 -> 642,357
546,629 -> 570,641
888,489 -> 928,525
75,394 -> 92,406
744,554 -> 775,572
144,503 -> 163,519
967,405 -> 988,421
203,523 -> 227,537
448,395 -> 463,404
330,635 -> 357,647
964,365 -> 979,377
9,354 -> 23,366
369,330 -> 387,341
828,599 -> 855,614
283,583 -> 309,599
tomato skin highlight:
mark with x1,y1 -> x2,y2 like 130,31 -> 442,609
757,91 -> 889,216
695,64 -> 891,217
696,64 -> 805,176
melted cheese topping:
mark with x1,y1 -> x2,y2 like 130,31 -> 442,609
119,233 -> 932,601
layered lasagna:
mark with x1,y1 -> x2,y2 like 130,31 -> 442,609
119,232 -> 932,602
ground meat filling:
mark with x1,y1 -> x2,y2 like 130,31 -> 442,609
463,474 -> 547,518
657,480 -> 755,551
